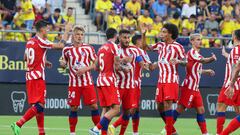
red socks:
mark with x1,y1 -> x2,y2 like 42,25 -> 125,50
91,110 -> 100,125
221,116 -> 240,135
16,106 -> 38,127
217,112 -> 226,134
119,114 -> 130,135
113,115 -> 123,128
69,111 -> 78,133
36,112 -> 45,135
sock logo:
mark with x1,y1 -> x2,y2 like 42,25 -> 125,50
11,91 -> 26,113
206,94 -> 218,116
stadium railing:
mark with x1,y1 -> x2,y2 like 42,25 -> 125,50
0,30 -> 232,46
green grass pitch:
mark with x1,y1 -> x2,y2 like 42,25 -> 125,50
1,116 -> 240,135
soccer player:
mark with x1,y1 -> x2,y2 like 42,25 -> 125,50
11,20 -> 71,135
172,33 -> 216,135
89,28 -> 122,135
59,25 -> 100,135
216,29 -> 240,135
148,23 -> 186,135
108,31 -> 151,135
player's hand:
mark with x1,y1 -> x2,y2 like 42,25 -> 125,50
211,53 -> 217,61
65,23 -> 73,32
225,85 -> 235,99
122,56 -> 133,63
205,69 -> 215,76
75,67 -> 88,76
143,63 -> 150,70
45,61 -> 52,68
170,58 -> 180,65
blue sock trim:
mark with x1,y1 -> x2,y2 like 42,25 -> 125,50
35,103 -> 44,113
132,111 -> 140,119
122,114 -> 130,120
164,110 -> 173,117
69,111 -> 78,118
217,112 -> 226,117
197,114 -> 205,122
100,117 -> 110,131
91,110 -> 99,116
236,115 -> 240,122
173,110 -> 180,121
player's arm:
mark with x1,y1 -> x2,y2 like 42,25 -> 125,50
45,58 -> 52,68
51,23 -> 72,49
225,60 -> 240,98
140,23 -> 148,51
222,46 -> 229,58
199,53 -> 217,64
59,56 -> 67,69
200,69 -> 215,76
75,60 -> 97,76
170,58 -> 188,66
149,62 -> 158,71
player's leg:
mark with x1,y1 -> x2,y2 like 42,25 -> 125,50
163,100 -> 174,135
67,87 -> 81,135
195,106 -> 208,135
221,115 -> 240,135
216,88 -> 229,135
36,102 -> 45,135
83,85 -> 100,125
131,88 -> 141,135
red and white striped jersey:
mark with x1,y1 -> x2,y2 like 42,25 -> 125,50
62,43 -> 97,87
151,41 -> 185,84
134,47 -> 151,88
223,45 -> 240,90
25,36 -> 53,81
97,41 -> 120,87
116,45 -> 142,89
182,48 -> 203,91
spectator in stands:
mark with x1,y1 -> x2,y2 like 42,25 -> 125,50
138,9 -> 153,28
47,8 -> 65,29
13,7 -> 24,29
235,2 -> 240,17
125,0 -> 141,18
221,0 -> 233,16
47,0 -> 66,14
208,0 -> 222,22
219,13 -> 235,37
201,29 -> 210,48
47,24 -> 58,42
167,12 -> 181,29
210,28 -> 221,47
145,23 -> 158,44
122,11 -> 137,31
182,14 -> 196,33
32,0 -> 47,24
196,0 -> 209,20
235,15 -> 240,30
20,0 -> 35,30
151,0 -> 167,19
0,0 -> 17,25
3,23 -> 14,41
15,23 -> 30,42
152,15 -> 163,31
63,7 -> 75,24
195,14 -> 205,33
167,1 -> 181,18
176,28 -> 190,46
181,0 -> 196,18
95,0 -> 112,31
204,13 -> 219,33
107,8 -> 121,31
112,0 -> 124,17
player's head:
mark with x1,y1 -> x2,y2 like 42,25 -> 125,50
190,33 -> 202,49
161,23 -> 178,42
132,34 -> 142,47
72,25 -> 85,43
106,28 -> 118,42
119,29 -> 131,48
35,20 -> 49,38
232,29 -> 240,45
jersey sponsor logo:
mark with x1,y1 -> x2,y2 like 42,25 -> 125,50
0,55 -> 27,70
11,91 -> 26,113
57,67 -> 69,76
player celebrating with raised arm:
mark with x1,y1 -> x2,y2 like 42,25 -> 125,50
59,25 -> 100,135
216,29 -> 240,135
148,23 -> 186,135
89,28 -> 122,135
173,33 -> 216,135
11,20 -> 71,135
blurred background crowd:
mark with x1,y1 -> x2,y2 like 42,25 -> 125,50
0,0 -> 239,47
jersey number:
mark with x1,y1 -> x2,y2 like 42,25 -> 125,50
25,48 -> 35,65
99,53 -> 104,71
